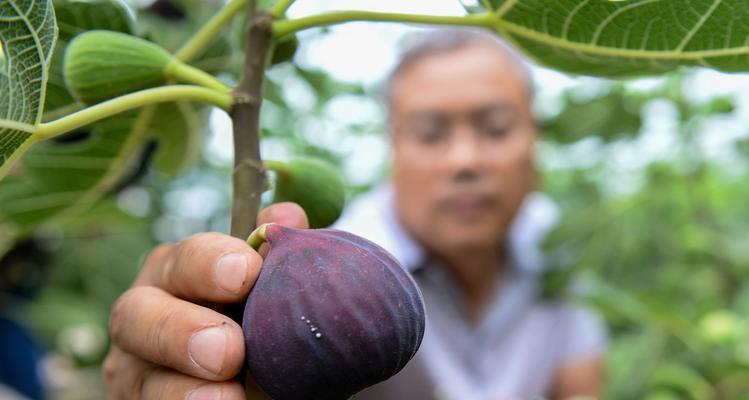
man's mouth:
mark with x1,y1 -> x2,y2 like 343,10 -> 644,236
440,193 -> 497,220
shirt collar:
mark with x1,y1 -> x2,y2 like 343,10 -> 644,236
332,183 -> 559,276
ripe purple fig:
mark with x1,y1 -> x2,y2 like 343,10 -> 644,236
243,224 -> 425,400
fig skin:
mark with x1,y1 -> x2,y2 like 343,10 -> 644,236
243,224 -> 425,400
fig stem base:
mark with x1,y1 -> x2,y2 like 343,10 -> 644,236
246,223 -> 270,250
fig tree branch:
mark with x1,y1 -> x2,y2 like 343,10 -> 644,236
36,85 -> 232,139
272,11 -> 496,38
229,0 -> 274,238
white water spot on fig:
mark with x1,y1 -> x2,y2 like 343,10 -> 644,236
310,326 -> 318,332
300,316 -> 306,320
315,333 -> 323,339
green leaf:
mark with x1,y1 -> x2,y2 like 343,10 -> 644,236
0,0 -> 58,179
150,101 -> 207,177
542,85 -> 645,143
491,1 -> 749,76
650,362 -> 714,400
0,109 -> 153,235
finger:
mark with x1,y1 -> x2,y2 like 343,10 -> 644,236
103,346 -> 155,400
109,286 -> 245,381
136,232 -> 263,303
257,202 -> 309,228
104,347 -> 245,400
142,369 -> 245,400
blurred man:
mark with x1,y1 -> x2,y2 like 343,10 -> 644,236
344,30 -> 606,399
103,29 -> 605,400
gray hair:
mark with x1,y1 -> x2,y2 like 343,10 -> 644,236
383,28 -> 534,110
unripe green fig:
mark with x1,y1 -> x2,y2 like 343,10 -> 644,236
64,30 -> 173,104
266,158 -> 345,228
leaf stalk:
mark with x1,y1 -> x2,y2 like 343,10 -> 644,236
272,11 -> 496,37
37,85 -> 232,140
175,0 -> 248,62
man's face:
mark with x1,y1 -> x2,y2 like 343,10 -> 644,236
390,42 -> 537,255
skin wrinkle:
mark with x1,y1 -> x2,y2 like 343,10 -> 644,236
153,292 -> 181,368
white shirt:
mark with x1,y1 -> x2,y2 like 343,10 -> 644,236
333,185 -> 606,400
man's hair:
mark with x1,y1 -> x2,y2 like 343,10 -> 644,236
383,28 -> 534,110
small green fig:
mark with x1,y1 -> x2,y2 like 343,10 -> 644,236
266,158 -> 345,228
64,30 -> 173,104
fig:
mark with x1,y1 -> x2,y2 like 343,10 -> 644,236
64,30 -> 173,104
243,224 -> 425,400
63,30 -> 222,104
266,158 -> 345,228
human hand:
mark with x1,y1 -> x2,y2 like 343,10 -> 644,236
104,203 -> 309,399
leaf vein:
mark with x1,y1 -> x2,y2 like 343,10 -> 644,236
591,0 -> 663,46
675,0 -> 723,51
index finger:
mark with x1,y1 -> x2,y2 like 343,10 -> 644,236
135,202 -> 309,302
257,202 -> 309,228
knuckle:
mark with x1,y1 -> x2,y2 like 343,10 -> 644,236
134,365 -> 157,400
141,244 -> 174,271
102,352 -> 118,386
150,306 -> 181,367
108,289 -> 136,343
135,244 -> 174,287
181,232 -> 225,250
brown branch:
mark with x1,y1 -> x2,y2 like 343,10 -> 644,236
230,1 -> 274,239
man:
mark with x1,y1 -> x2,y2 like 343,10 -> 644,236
104,29 -> 605,399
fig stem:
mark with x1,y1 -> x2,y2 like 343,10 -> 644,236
175,0 -> 247,63
269,0 -> 296,17
165,59 -> 231,92
262,159 -> 288,174
246,223 -> 270,250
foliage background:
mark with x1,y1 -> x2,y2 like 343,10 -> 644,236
2,0 -> 749,399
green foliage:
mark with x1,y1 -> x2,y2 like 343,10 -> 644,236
483,1 -> 749,77
0,110 -> 150,234
0,0 -> 57,176
46,0 -> 134,116
541,75 -> 749,399
542,85 -> 646,143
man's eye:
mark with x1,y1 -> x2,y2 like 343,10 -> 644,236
476,114 -> 515,138
406,117 -> 448,144
413,126 -> 447,143
479,121 -> 512,137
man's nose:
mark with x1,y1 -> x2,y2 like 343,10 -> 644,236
444,126 -> 483,174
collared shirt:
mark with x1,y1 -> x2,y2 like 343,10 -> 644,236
333,185 -> 606,400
